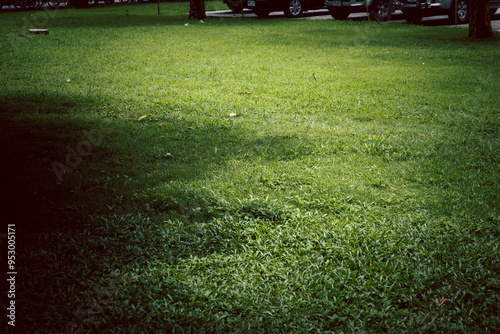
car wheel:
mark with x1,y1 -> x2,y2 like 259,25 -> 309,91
449,0 -> 470,24
370,0 -> 391,22
14,0 -> 27,9
328,7 -> 349,20
28,0 -> 41,8
402,9 -> 422,24
284,0 -> 304,18
254,8 -> 271,17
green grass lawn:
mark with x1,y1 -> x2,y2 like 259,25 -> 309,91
1,2 -> 500,332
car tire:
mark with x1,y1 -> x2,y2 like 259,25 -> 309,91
449,0 -> 470,24
328,7 -> 350,20
370,0 -> 391,22
284,0 -> 304,18
402,9 -> 423,24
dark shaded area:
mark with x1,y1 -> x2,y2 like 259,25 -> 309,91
0,88 -> 315,333
0,119 -> 93,233
0,90 -> 312,237
0,90 -> 111,236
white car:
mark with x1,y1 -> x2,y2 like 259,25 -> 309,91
400,0 -> 500,24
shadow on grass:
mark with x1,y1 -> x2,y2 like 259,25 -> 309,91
0,91 -> 109,234
0,90 -> 105,115
0,90 -> 310,236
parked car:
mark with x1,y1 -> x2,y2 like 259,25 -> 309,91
246,0 -> 327,18
400,0 -> 500,24
325,0 -> 401,21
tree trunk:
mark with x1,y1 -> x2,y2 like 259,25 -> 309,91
469,0 -> 493,39
189,0 -> 206,20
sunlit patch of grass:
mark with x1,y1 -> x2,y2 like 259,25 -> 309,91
1,2 -> 499,332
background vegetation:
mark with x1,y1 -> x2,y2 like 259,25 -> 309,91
1,2 -> 499,332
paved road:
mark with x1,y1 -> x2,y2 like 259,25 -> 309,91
207,9 -> 500,31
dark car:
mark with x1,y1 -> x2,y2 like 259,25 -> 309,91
246,0 -> 327,18
400,0 -> 500,24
